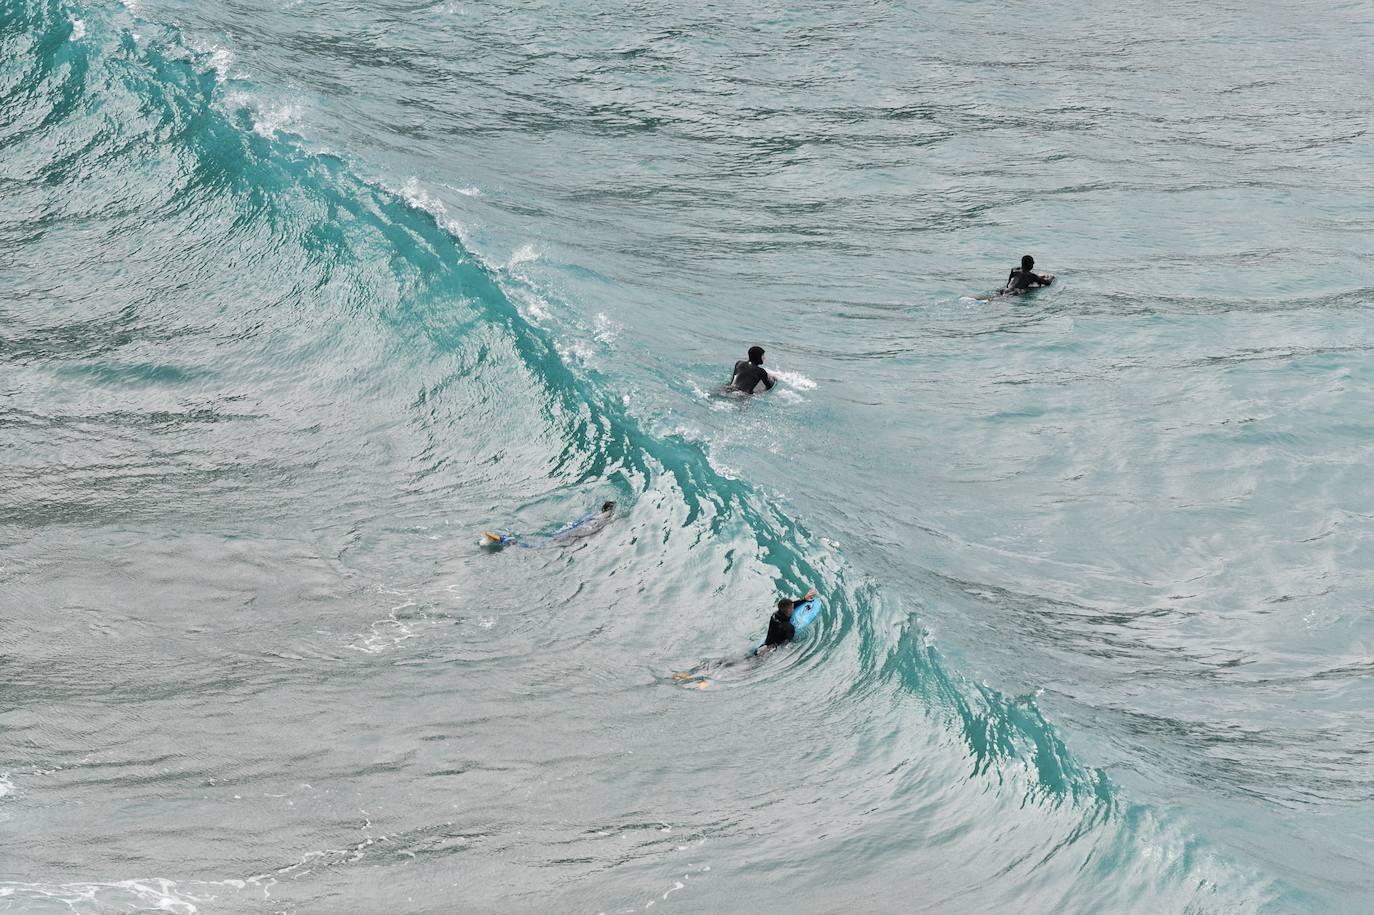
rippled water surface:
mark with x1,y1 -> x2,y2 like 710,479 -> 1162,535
4,0 -> 1374,911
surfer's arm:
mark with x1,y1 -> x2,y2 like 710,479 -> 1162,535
1036,273 -> 1054,286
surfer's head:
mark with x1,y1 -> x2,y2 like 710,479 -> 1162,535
776,597 -> 795,617
601,500 -> 616,513
1021,254 -> 1035,271
747,345 -> 765,365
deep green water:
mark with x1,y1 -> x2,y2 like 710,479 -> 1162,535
3,0 -> 1373,911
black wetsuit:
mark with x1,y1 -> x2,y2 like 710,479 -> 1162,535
763,609 -> 795,647
730,360 -> 775,394
547,507 -> 613,544
1004,268 -> 1053,293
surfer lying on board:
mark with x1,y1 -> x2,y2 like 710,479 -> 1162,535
1001,254 -> 1054,295
763,587 -> 819,648
483,501 -> 615,547
557,501 -> 616,542
671,586 -> 823,687
727,346 -> 775,394
671,585 -> 821,688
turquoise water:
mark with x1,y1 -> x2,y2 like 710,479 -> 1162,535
3,0 -> 1373,911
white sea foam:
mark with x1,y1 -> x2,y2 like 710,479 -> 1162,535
397,176 -> 477,252
67,16 -> 85,40
0,774 -> 13,798
0,879 -> 205,914
348,600 -> 427,653
252,101 -> 302,137
348,617 -> 417,653
689,379 -> 738,410
506,285 -> 551,322
252,823 -> 390,882
593,312 -> 621,346
507,243 -> 541,269
443,183 -> 483,197
393,179 -> 564,332
221,88 -> 251,111
768,368 -> 816,390
400,176 -> 443,214
188,40 -> 237,77
221,89 -> 303,138
208,48 -> 234,74
557,339 -> 595,365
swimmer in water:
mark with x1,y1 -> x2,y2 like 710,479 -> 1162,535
549,500 -> 615,543
483,501 -> 615,547
728,346 -> 775,394
671,584 -> 819,685
670,585 -> 819,686
1002,255 -> 1054,295
762,587 -> 818,649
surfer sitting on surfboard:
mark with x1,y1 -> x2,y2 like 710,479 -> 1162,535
1001,254 -> 1054,295
727,346 -> 775,394
763,587 -> 819,648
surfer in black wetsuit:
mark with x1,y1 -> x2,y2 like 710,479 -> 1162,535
1003,254 -> 1054,295
671,584 -> 819,685
728,346 -> 775,394
483,500 -> 615,547
763,588 -> 818,648
549,500 -> 615,543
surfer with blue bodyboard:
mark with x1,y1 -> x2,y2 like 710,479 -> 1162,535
674,585 -> 823,689
483,500 -> 616,548
757,587 -> 820,655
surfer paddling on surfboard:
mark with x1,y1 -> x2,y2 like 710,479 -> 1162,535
761,587 -> 818,651
726,345 -> 776,394
1000,254 -> 1054,296
483,501 -> 616,548
672,585 -> 823,688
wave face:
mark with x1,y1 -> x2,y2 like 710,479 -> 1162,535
3,0 -> 1370,911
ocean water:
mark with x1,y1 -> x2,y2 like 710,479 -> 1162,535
3,0 -> 1374,911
